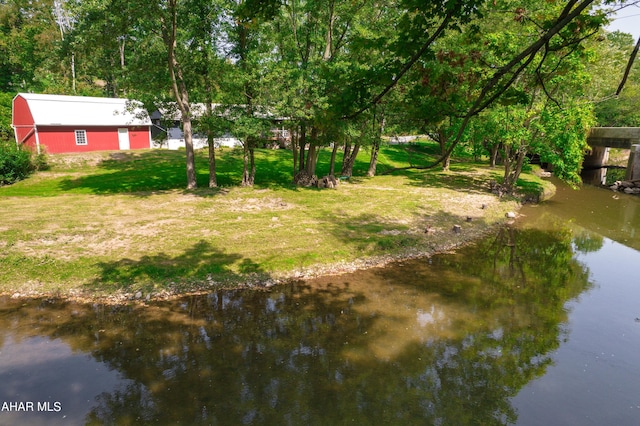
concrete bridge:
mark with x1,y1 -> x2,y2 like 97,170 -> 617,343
584,127 -> 640,184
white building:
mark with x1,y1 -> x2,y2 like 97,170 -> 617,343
150,103 -> 243,150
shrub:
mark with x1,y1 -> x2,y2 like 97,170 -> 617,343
0,142 -> 46,185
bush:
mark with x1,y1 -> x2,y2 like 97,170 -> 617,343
0,142 -> 46,185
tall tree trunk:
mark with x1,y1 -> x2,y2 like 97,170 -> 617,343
442,151 -> 451,171
118,36 -> 126,96
367,109 -> 384,177
163,0 -> 196,189
341,141 -> 360,177
181,112 -> 197,189
329,142 -> 339,176
250,146 -> 256,184
242,144 -> 250,186
291,127 -> 298,180
489,142 -> 500,168
242,142 -> 255,186
341,141 -> 351,174
323,0 -> 335,61
298,123 -> 307,172
294,124 -> 319,185
306,143 -> 317,176
206,101 -> 217,188
503,144 -> 512,185
511,148 -> 527,187
367,140 -> 379,177
502,144 -> 527,194
438,129 -> 451,172
305,127 -> 320,176
207,137 -> 217,188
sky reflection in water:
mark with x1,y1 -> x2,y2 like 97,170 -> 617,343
510,238 -> 640,426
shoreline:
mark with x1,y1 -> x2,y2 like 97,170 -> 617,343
1,149 -> 553,305
1,216 -> 518,305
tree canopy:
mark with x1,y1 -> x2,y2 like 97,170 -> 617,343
2,0 -> 639,191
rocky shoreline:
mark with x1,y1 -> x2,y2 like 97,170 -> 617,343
609,179 -> 640,195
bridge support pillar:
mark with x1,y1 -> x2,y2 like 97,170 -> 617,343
582,146 -> 609,185
626,144 -> 640,181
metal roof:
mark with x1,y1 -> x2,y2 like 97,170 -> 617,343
150,102 -> 285,122
18,93 -> 151,126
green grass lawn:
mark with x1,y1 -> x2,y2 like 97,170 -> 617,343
0,143 -> 547,299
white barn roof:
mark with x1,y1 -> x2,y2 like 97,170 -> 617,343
151,102 -> 284,121
18,93 -> 151,126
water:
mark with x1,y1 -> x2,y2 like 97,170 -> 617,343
1,182 -> 639,425
510,182 -> 640,425
511,239 -> 640,425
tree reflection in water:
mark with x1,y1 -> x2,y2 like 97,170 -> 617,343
0,226 -> 592,425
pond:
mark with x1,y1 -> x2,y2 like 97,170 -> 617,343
1,181 -> 639,425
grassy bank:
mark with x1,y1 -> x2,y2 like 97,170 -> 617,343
0,144 -> 550,300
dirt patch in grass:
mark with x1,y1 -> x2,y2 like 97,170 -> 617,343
219,196 -> 294,212
47,151 -> 109,168
0,149 -> 540,302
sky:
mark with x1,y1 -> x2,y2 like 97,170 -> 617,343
605,3 -> 640,40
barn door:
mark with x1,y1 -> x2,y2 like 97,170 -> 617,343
118,128 -> 130,150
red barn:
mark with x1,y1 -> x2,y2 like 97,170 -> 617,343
11,93 -> 153,154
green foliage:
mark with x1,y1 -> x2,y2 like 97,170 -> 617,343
0,91 -> 13,141
590,31 -> 640,127
0,0 -> 75,93
0,141 -> 36,185
534,101 -> 595,186
231,114 -> 271,142
1,0 -> 624,188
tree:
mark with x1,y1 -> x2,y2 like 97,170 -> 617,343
75,0 -> 232,189
214,0 -> 280,187
591,31 -> 640,126
266,0 -> 400,183
270,0 -> 343,184
184,0 -> 226,188
390,36 -> 484,171
534,101 -> 595,186
160,0 -> 198,188
64,0 -> 139,97
378,0 -> 607,192
0,0 -> 70,93
0,92 -> 13,141
437,0 -> 607,175
10,0 -> 629,193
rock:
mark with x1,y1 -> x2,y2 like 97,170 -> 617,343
609,180 -> 640,195
489,180 -> 504,196
506,211 -> 517,218
318,175 -> 338,189
294,171 -> 318,187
